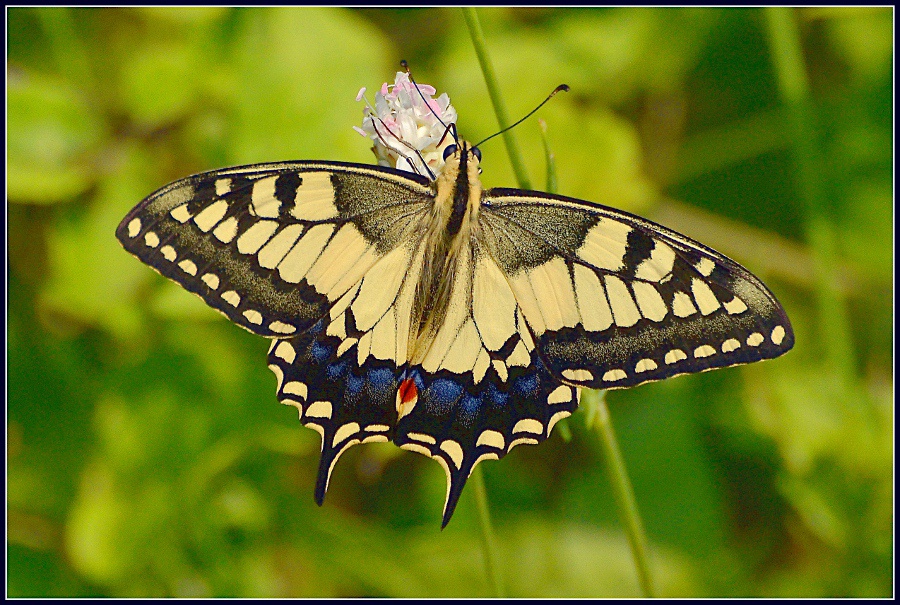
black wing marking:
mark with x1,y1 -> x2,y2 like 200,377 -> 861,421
479,189 -> 794,390
395,352 -> 578,528
266,235 -> 578,527
391,241 -> 579,526
267,319 -> 400,505
116,161 -> 432,337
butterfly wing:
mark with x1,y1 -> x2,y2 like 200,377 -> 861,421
119,160 -> 445,512
116,161 -> 433,338
479,188 -> 794,390
267,232 -> 429,507
118,157 -> 794,528
264,225 -> 579,527
389,239 -> 579,526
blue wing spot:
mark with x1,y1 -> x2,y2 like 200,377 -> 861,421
367,367 -> 395,390
485,381 -> 509,409
310,339 -> 332,363
428,378 -> 464,408
308,319 -> 326,336
456,392 -> 483,427
460,392 -> 482,415
410,369 -> 426,391
345,370 -> 365,397
513,372 -> 539,398
326,358 -> 349,380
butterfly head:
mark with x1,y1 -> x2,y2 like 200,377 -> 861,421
440,139 -> 484,182
441,141 -> 482,165
434,139 -> 484,193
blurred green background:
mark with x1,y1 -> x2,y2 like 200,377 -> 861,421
6,7 -> 893,597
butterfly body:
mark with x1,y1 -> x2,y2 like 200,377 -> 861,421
117,139 -> 793,526
407,142 -> 479,366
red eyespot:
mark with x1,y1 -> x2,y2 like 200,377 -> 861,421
398,378 -> 418,404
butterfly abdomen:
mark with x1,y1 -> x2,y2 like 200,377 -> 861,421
407,143 -> 484,365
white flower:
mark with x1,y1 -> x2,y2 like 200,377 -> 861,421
355,71 -> 457,176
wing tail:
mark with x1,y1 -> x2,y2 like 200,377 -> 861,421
394,352 -> 578,528
267,320 -> 400,505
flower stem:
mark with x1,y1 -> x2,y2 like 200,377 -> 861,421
463,9 -> 655,596
471,465 -> 506,597
538,118 -> 558,195
462,7 -> 532,190
461,9 -> 514,594
582,389 -> 656,597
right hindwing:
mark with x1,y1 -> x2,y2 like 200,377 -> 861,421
116,161 -> 435,338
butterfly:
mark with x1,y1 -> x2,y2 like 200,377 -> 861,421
116,99 -> 793,528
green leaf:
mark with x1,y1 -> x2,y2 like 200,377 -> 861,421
229,8 -> 394,164
38,144 -> 157,341
7,70 -> 104,203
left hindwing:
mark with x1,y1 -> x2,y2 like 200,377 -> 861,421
478,189 -> 795,390
116,161 -> 433,338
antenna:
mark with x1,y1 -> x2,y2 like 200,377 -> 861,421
474,84 -> 569,148
396,61 -> 566,166
401,60 -> 458,143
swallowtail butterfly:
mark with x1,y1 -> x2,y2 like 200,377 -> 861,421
117,87 -> 793,527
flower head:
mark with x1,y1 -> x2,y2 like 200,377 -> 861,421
355,71 -> 458,176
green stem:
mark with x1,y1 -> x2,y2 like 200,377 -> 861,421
463,10 -> 655,596
471,465 -> 506,596
538,118 -> 558,194
763,8 -> 857,392
461,9 -> 515,595
582,389 -> 655,597
462,7 -> 532,190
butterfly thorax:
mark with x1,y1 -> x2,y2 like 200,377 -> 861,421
407,141 -> 483,365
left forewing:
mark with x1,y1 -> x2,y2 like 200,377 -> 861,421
116,161 -> 432,338
479,189 -> 794,390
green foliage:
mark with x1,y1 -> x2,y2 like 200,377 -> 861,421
7,7 -> 892,597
